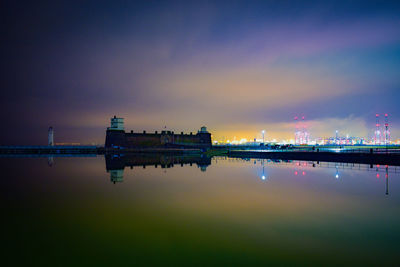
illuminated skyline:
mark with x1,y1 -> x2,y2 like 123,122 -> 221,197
1,0 -> 400,145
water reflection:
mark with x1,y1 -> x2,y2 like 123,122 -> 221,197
386,165 -> 389,196
335,164 -> 339,179
103,153 -> 400,195
105,153 -> 212,183
47,156 -> 54,167
261,159 -> 267,181
2,154 -> 400,265
223,157 -> 400,196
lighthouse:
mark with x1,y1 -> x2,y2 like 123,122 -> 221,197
48,127 -> 54,146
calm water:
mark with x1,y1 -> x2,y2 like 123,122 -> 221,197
2,155 -> 400,266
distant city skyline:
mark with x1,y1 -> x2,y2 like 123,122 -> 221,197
1,0 -> 400,145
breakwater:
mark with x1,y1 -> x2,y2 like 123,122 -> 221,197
0,146 -> 99,155
0,146 -> 208,156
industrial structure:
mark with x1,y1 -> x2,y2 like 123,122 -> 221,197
374,113 -> 391,145
105,116 -> 212,149
290,114 -> 393,146
375,114 -> 381,145
294,115 -> 309,145
384,113 -> 391,145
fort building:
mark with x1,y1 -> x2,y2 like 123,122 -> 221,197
105,116 -> 212,149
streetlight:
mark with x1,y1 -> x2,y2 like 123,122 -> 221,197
335,130 -> 339,145
262,130 -> 265,145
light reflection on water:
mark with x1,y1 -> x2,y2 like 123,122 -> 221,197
2,154 -> 400,265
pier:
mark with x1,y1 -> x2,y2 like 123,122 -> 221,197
0,146 -> 99,155
228,148 -> 400,166
0,145 -> 209,157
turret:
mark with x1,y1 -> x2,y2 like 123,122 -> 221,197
105,116 -> 126,148
197,126 -> 212,148
199,126 -> 208,133
108,115 -> 124,131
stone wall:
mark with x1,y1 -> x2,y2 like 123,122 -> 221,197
105,130 -> 211,149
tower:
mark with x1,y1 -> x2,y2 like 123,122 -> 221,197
108,115 -> 124,131
374,114 -> 381,145
384,114 -> 390,145
302,116 -> 308,145
294,116 -> 299,145
48,127 -> 54,146
199,126 -> 208,133
105,116 -> 126,148
335,130 -> 339,145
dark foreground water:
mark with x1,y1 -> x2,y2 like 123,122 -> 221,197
2,155 -> 400,266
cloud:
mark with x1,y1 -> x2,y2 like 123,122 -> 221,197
1,1 -> 400,144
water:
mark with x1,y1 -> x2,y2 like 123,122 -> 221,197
2,155 -> 400,265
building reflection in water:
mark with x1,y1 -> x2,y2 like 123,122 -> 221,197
109,169 -> 124,183
104,154 -> 396,195
105,153 -> 212,184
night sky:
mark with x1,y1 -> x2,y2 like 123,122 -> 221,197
1,0 -> 400,145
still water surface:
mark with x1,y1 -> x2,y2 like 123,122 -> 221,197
2,155 -> 400,265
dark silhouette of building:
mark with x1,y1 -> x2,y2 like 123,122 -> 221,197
105,116 -> 212,149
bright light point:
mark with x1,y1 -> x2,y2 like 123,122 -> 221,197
261,175 -> 266,180
335,174 -> 339,179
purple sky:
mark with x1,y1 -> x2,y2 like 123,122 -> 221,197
1,0 -> 400,144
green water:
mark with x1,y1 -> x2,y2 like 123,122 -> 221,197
2,156 -> 400,266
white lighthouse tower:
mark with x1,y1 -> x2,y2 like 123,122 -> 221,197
48,127 -> 54,146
